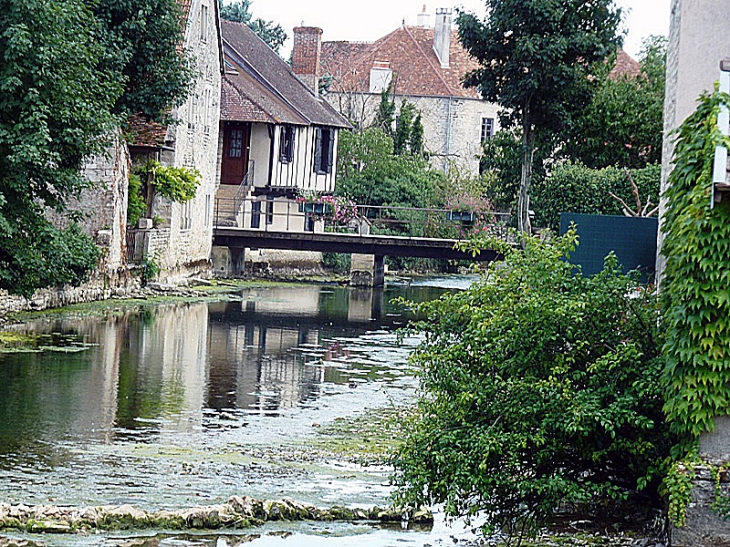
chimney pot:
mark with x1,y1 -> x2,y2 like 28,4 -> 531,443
417,4 -> 431,27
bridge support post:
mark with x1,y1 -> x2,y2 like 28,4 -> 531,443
350,254 -> 385,287
229,247 -> 246,277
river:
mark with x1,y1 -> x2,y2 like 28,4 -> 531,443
0,277 -> 482,547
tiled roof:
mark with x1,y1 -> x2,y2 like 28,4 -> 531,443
321,26 -> 481,99
222,20 -> 350,128
127,113 -> 169,147
609,48 -> 642,80
322,28 -> 642,98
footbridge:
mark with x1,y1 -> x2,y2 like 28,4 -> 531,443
213,198 -> 509,286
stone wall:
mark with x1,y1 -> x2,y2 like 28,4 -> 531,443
324,91 -> 500,176
49,132 -> 130,271
0,270 -> 139,319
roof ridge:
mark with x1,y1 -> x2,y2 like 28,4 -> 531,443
401,25 -> 452,95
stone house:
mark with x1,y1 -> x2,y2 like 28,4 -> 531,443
315,7 -> 501,176
125,0 -> 224,279
214,20 -> 350,235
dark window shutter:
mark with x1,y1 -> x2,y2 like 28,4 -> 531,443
314,128 -> 322,173
326,129 -> 334,173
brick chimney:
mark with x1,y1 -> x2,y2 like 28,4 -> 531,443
434,8 -> 451,69
292,26 -> 323,94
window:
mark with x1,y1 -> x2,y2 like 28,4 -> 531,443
313,127 -> 334,175
481,117 -> 494,142
181,200 -> 192,231
250,201 -> 261,229
279,126 -> 295,163
204,194 -> 211,227
229,129 -> 243,158
200,4 -> 209,42
266,196 -> 274,225
204,88 -> 211,134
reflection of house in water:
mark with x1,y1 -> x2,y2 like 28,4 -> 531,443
206,287 -> 326,414
118,303 -> 210,434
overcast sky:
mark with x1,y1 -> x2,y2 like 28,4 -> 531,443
246,0 -> 670,61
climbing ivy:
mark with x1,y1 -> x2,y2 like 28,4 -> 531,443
661,88 -> 730,438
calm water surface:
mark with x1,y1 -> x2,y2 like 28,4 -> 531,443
0,277 -> 481,546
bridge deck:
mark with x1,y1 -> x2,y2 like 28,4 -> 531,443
213,227 -> 502,262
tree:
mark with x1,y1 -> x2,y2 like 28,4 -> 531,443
393,230 -> 672,539
0,0 -> 116,297
336,127 -> 442,209
457,0 -> 622,234
564,36 -> 667,169
0,0 -> 194,297
374,83 -> 396,137
93,0 -> 195,122
219,0 -> 287,54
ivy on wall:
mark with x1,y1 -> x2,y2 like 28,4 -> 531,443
127,160 -> 201,227
661,88 -> 730,438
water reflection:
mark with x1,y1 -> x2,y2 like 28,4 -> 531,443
0,283 -> 453,475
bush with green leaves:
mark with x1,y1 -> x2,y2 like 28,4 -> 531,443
131,160 -> 201,213
392,230 -> 672,538
532,163 -> 660,231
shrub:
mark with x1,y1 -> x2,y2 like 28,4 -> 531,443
532,163 -> 660,231
392,230 -> 672,538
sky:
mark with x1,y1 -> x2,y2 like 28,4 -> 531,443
246,0 -> 670,61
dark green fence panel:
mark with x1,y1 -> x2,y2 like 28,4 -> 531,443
559,213 -> 658,281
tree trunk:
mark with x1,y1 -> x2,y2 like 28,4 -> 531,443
518,108 -> 536,235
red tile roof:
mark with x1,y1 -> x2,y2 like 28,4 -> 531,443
609,48 -> 642,80
322,28 -> 642,98
321,25 -> 480,99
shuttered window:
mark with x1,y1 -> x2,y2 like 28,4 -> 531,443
313,127 -> 334,175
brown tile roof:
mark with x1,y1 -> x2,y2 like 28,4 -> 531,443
321,26 -> 480,99
127,113 -> 169,147
609,48 -> 642,80
222,20 -> 349,128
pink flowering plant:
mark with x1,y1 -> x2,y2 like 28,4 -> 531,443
296,190 -> 358,224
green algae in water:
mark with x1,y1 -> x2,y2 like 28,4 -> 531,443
0,331 -> 94,354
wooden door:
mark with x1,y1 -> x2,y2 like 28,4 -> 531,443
221,122 -> 251,184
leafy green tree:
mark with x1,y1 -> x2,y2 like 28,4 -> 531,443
93,0 -> 195,121
336,127 -> 442,209
479,128 -> 551,214
219,0 -> 287,54
532,163 -> 660,230
0,0 -> 115,297
457,0 -> 622,233
564,36 -> 667,169
393,230 -> 672,539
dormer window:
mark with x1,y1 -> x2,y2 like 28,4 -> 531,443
279,126 -> 295,164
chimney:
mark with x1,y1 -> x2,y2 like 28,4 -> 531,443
292,26 -> 323,93
433,8 -> 451,69
417,4 -> 431,27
